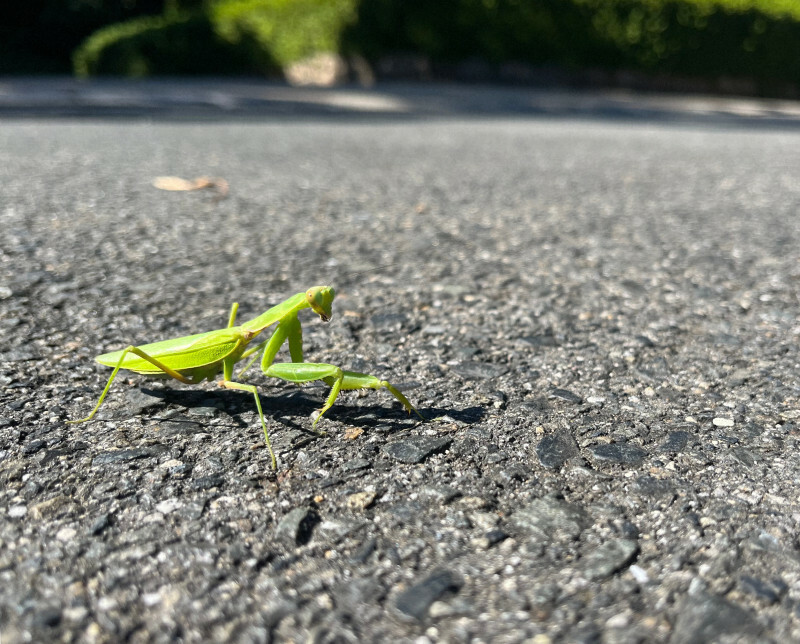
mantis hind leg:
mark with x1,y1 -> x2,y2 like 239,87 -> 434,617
219,380 -> 277,470
264,362 -> 423,426
67,346 -> 195,425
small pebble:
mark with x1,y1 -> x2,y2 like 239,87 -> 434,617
713,417 -> 734,427
582,539 -> 639,580
97,597 -> 117,611
63,606 -> 89,622
629,564 -> 650,584
275,507 -> 317,546
142,592 -> 162,607
549,388 -> 582,403
155,499 -> 182,515
450,361 -> 505,380
56,527 -> 77,542
590,442 -> 647,465
8,504 -> 27,518
510,496 -> 591,542
346,491 -> 377,510
536,429 -> 580,470
395,569 -> 462,621
383,436 -> 452,464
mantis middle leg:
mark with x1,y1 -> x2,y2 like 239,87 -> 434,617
218,356 -> 277,469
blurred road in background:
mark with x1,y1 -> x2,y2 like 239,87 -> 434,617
2,77 -> 800,126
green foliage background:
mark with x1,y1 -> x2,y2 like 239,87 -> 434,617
344,0 -> 800,90
4,0 -> 800,94
0,0 -> 168,73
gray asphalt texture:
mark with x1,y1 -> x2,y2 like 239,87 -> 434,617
2,80 -> 800,643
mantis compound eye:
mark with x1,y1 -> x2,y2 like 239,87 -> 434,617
306,285 -> 335,322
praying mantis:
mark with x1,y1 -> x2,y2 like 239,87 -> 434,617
68,286 -> 422,469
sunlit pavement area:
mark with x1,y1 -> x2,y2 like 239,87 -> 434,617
2,77 -> 800,642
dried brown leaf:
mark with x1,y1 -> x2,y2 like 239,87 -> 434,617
344,426 -> 364,440
153,176 -> 229,198
152,176 -> 196,191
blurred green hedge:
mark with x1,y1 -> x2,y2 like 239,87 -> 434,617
73,11 -> 276,76
211,0 -> 358,67
346,0 -> 800,90
74,0 -> 358,77
70,0 -> 800,92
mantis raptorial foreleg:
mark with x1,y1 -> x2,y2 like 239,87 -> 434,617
263,362 -> 422,426
237,315 -> 303,380
254,314 -> 421,424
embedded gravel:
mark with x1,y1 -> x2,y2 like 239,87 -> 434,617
2,86 -> 800,643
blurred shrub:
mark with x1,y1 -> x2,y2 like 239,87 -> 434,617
574,0 -> 800,86
74,0 -> 357,77
71,0 -> 800,92
345,0 -> 800,91
344,0 -> 595,64
74,11 -> 275,76
211,0 -> 358,67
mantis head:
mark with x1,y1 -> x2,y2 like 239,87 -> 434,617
306,285 -> 335,322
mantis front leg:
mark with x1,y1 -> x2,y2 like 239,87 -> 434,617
238,314 -> 303,379
264,362 -> 423,426
251,312 -> 421,424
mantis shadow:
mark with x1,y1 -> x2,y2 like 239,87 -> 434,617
262,390 -> 419,433
147,386 -> 409,434
142,385 -> 486,436
261,390 -> 488,430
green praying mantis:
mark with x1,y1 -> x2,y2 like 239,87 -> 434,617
68,286 -> 422,469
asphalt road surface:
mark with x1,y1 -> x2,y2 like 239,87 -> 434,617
2,80 -> 800,643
